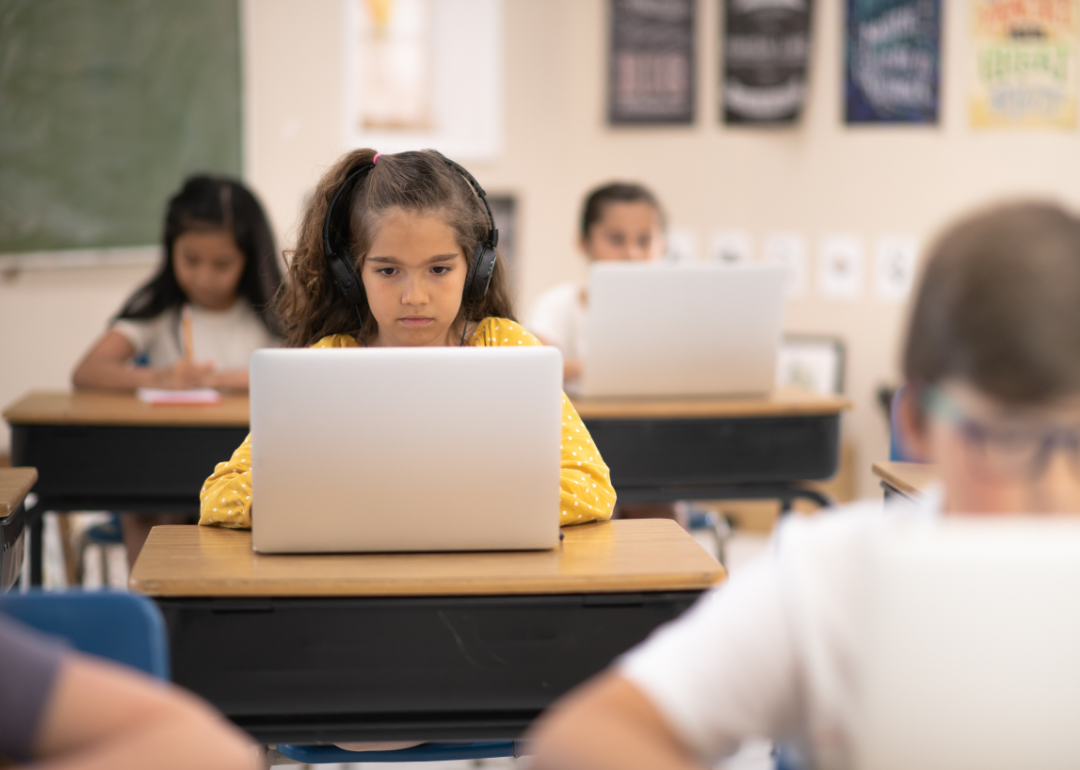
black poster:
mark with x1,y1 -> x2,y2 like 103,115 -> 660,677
609,0 -> 695,125
722,0 -> 813,125
845,0 -> 940,124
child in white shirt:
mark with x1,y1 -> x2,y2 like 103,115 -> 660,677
528,201 -> 1080,770
525,182 -> 665,387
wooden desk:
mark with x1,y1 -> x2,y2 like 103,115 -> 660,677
573,388 -> 850,507
872,461 -> 939,503
0,468 -> 37,589
131,520 -> 723,744
4,390 -> 250,584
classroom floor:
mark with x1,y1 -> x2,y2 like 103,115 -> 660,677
37,514 -> 775,770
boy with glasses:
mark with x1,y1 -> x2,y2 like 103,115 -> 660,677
527,201 -> 1080,770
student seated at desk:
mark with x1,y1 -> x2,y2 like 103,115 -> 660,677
200,149 -> 616,531
527,201 -> 1080,770
71,177 -> 283,565
0,614 -> 258,769
525,181 -> 665,388
527,182 -> 672,521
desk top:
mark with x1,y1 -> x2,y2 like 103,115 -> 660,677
3,390 -> 250,427
872,461 -> 939,499
6,388 -> 848,427
571,387 -> 850,419
0,467 -> 37,518
130,519 -> 726,597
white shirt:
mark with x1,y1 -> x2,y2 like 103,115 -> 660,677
110,300 -> 279,370
524,281 -> 587,361
619,489 -> 943,769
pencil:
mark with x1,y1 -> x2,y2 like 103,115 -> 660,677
181,304 -> 194,362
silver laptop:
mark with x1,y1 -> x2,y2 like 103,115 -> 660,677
581,263 -> 786,398
249,347 -> 563,553
855,517 -> 1080,770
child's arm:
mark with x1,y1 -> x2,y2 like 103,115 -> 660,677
32,653 -> 260,770
206,369 -> 250,392
72,331 -> 214,390
200,435 -> 253,528
527,673 -> 705,770
559,395 -> 616,525
530,556 -> 801,768
532,333 -> 582,384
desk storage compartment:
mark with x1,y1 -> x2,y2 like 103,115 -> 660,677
583,413 -> 840,490
10,425 -> 250,511
157,591 -> 700,743
0,505 -> 25,590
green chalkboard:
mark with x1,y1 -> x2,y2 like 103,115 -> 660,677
0,0 -> 242,254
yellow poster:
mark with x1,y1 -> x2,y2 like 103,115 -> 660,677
971,0 -> 1080,128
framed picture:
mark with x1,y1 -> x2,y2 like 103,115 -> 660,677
777,335 -> 845,395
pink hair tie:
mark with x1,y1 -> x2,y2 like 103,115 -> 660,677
373,152 -> 382,165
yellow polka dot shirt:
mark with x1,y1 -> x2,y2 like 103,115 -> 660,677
199,317 -> 617,529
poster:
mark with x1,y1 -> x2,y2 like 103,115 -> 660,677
609,0 -> 695,124
722,0 -> 813,124
845,0 -> 941,123
971,0 -> 1079,128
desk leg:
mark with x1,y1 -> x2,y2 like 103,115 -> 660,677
28,506 -> 43,587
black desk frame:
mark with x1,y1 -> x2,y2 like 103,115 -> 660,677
156,590 -> 701,744
583,411 -> 840,509
9,423 -> 249,584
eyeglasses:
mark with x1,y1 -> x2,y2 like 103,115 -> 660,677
922,386 -> 1080,480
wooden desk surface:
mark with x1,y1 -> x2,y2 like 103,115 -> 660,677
3,390 -> 250,427
0,467 -> 37,519
872,461 -> 939,499
6,388 -> 847,427
130,519 -> 725,597
571,387 -> 850,419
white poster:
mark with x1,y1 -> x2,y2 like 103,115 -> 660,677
818,235 -> 864,301
763,232 -> 808,298
709,229 -> 754,264
664,226 -> 700,263
875,235 -> 918,301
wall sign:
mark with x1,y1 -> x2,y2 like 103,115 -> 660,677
722,0 -> 814,124
609,0 -> 696,124
970,0 -> 1079,129
845,0 -> 941,123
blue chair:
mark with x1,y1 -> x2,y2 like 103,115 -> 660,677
275,740 -> 527,763
0,590 -> 170,679
889,385 -> 925,463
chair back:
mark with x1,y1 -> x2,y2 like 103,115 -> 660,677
0,590 -> 170,679
889,385 -> 919,462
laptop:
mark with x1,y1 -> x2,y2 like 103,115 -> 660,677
855,516 -> 1080,770
249,346 -> 563,553
580,262 -> 786,398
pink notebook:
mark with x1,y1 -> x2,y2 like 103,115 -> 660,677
136,388 -> 223,406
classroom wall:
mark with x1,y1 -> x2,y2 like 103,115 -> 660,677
4,0 -> 1080,497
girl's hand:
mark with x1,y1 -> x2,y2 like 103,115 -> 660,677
564,357 -> 583,383
155,359 -> 216,390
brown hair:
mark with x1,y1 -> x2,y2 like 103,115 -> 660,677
903,201 -> 1080,405
276,148 -> 515,347
580,182 -> 665,239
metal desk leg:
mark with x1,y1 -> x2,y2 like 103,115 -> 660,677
28,505 -> 43,587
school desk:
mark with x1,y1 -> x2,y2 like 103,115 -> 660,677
0,467 -> 37,590
574,387 -> 850,508
130,519 -> 724,744
872,460 -> 938,504
3,390 -> 250,584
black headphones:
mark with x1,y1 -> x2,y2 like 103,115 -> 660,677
322,152 -> 499,343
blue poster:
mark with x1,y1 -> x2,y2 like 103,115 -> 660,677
845,0 -> 941,123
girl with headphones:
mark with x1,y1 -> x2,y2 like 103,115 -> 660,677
199,148 -> 617,530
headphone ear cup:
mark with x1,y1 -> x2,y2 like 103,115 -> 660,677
464,242 -> 497,307
327,251 -> 366,307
